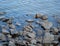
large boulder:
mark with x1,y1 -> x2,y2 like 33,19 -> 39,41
0,12 -> 6,15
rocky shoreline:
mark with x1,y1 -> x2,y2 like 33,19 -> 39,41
0,12 -> 60,46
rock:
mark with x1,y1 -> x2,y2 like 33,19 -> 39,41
16,22 -> 21,26
6,19 -> 12,24
36,44 -> 42,46
0,12 -> 6,15
50,27 -> 58,35
35,14 -> 42,18
0,43 -> 3,46
24,25 -> 33,32
36,37 -> 42,43
18,31 -> 23,36
2,18 -> 9,22
29,44 -> 36,46
41,15 -> 48,20
8,24 -> 15,29
30,39 -> 36,44
40,21 -> 53,30
9,41 -> 16,46
0,33 -> 6,41
43,32 -> 54,43
2,27 -> 9,34
37,30 -> 43,36
0,16 -> 5,20
26,19 -> 34,23
27,32 -> 36,39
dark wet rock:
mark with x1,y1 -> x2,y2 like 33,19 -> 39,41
35,14 -> 42,19
41,15 -> 48,20
2,18 -> 9,22
58,37 -> 60,42
9,29 -> 19,38
40,21 -> 53,30
0,12 -> 6,15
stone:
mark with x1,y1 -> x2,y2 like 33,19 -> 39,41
30,39 -> 36,44
0,12 -> 6,15
18,31 -> 23,36
36,44 -> 42,46
6,19 -> 12,24
50,27 -> 59,35
35,14 -> 42,18
24,25 -> 33,32
30,44 -> 36,46
26,19 -> 34,23
40,21 -> 53,30
0,43 -> 3,46
41,15 -> 48,20
16,22 -> 21,26
0,33 -> 6,41
8,24 -> 15,29
37,30 -> 43,36
27,32 -> 36,39
36,37 -> 42,43
9,41 -> 16,46
43,32 -> 54,43
2,27 -> 9,34
0,16 -> 5,20
2,18 -> 9,22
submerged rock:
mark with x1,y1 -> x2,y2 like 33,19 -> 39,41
26,19 -> 34,23
41,15 -> 48,20
0,12 -> 6,15
16,22 -> 21,26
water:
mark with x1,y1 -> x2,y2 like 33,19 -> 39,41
0,0 -> 60,37
0,0 -> 60,16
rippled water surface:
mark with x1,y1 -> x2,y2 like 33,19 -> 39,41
0,0 -> 60,16
0,0 -> 60,29
0,0 -> 60,40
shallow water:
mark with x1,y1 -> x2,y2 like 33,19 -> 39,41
0,0 -> 60,33
0,0 -> 60,16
